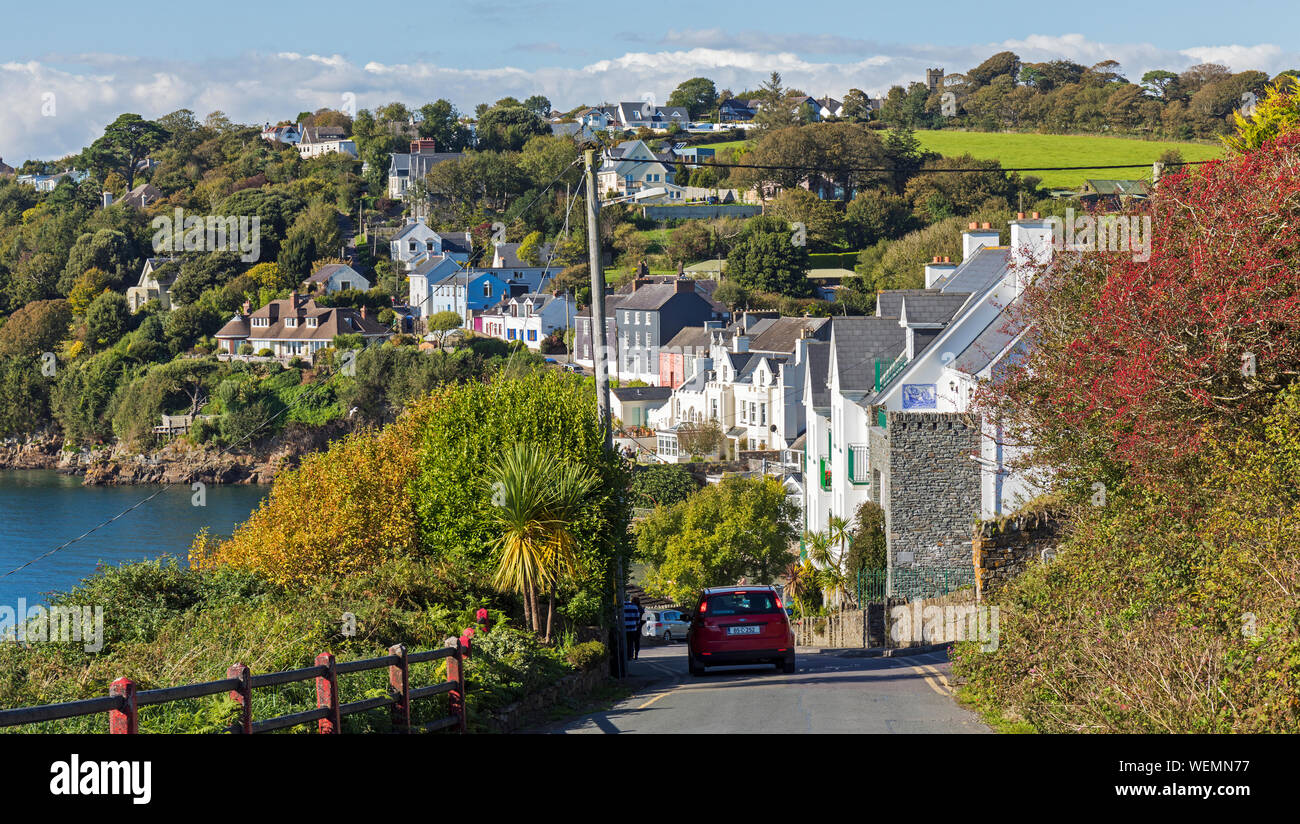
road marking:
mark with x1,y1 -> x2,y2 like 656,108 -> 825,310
637,688 -> 678,709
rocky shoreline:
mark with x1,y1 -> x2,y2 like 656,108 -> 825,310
0,423 -> 353,486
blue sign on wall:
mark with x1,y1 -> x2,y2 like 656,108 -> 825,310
901,384 -> 937,410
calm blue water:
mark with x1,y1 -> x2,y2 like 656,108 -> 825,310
0,470 -> 267,606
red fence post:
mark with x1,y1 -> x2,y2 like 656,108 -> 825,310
444,639 -> 467,734
227,663 -> 252,734
315,652 -> 340,734
388,644 -> 409,733
109,677 -> 138,734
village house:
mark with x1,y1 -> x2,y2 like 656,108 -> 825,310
214,293 -> 390,360
301,263 -> 370,295
389,217 -> 473,271
387,139 -> 464,199
476,291 -> 576,350
296,125 -> 358,159
260,123 -> 302,145
597,140 -> 677,199
125,257 -> 179,312
802,216 -> 1049,593
611,385 -> 673,429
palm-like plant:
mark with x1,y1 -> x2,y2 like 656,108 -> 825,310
806,526 -> 852,609
486,443 -> 598,641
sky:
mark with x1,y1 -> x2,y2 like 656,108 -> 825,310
1,0 -> 1298,164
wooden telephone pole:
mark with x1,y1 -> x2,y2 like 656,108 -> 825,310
584,148 -> 626,677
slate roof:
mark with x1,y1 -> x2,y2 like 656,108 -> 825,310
899,293 -> 972,325
745,317 -> 830,355
938,245 -> 1011,296
876,289 -> 941,318
663,325 -> 719,352
618,282 -> 708,311
611,386 -> 673,402
830,316 -> 907,392
304,263 -> 358,284
494,241 -> 555,269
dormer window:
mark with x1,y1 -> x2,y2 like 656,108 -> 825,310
285,317 -> 297,328
307,317 -> 318,328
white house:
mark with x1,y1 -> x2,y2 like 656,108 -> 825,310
597,140 -> 676,199
296,126 -> 358,159
801,216 -> 1050,585
125,257 -> 179,312
302,263 -> 370,294
390,218 -> 473,271
477,292 -> 576,350
214,293 -> 390,360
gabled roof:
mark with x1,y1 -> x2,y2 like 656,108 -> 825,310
898,293 -> 972,326
745,316 -> 830,355
830,316 -> 907,392
305,263 -> 360,284
618,282 -> 710,311
938,245 -> 1011,295
494,241 -> 555,269
876,289 -> 941,319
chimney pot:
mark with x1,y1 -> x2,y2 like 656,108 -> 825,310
1031,211 -> 1040,219
1017,212 -> 1025,220
980,222 -> 992,230
943,256 -> 951,263
968,222 -> 978,230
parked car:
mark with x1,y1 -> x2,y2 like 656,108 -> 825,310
643,609 -> 690,642
687,586 -> 795,676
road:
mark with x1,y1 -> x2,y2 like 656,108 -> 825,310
548,642 -> 992,734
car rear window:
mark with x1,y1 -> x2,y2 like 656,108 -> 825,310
703,591 -> 781,616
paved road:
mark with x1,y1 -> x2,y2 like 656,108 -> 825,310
549,642 -> 992,734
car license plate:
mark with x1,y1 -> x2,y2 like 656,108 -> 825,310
727,625 -> 761,635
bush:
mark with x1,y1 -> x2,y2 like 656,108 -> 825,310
564,640 -> 607,671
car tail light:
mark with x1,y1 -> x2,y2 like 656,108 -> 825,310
774,596 -> 783,609
699,601 -> 707,614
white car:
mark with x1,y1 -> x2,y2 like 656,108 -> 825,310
643,609 -> 690,643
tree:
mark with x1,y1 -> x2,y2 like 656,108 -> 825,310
769,188 -> 844,251
418,99 -> 471,151
87,114 -> 169,191
637,476 -> 799,605
968,51 -> 1022,88
476,105 -> 549,152
522,95 -> 553,118
841,89 -> 873,122
630,464 -> 699,509
0,299 -> 71,358
85,291 -> 130,350
1141,69 -> 1180,100
486,442 -> 598,639
427,310 -> 463,345
725,216 -> 812,297
1223,76 -> 1300,153
753,72 -> 796,133
846,501 -> 886,578
711,281 -> 749,313
668,78 -> 719,119
676,419 -> 725,457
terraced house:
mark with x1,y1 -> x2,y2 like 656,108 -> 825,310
804,217 -> 1049,588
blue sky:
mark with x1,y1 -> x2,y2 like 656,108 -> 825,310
1,0 -> 1297,162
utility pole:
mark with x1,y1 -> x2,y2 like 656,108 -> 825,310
585,148 -> 626,678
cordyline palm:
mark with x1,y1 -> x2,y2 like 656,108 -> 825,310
486,443 -> 598,641
806,528 -> 851,609
782,560 -> 811,617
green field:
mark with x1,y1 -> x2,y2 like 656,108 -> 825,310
696,139 -> 751,153
910,131 -> 1225,189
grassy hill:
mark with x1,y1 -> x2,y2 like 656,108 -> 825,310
699,130 -> 1225,190
911,131 -> 1225,189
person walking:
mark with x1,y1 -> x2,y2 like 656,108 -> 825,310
623,597 -> 644,661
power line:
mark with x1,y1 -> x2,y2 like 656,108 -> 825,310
651,155 -> 1212,175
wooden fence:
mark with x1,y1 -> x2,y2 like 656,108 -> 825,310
0,640 -> 468,734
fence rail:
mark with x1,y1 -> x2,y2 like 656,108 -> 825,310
856,567 -> 976,604
0,640 -> 468,735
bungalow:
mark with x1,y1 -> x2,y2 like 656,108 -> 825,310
214,293 -> 390,359
302,263 -> 370,295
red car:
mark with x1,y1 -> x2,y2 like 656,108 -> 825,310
687,586 -> 796,676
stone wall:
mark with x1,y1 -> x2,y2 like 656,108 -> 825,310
880,412 -> 981,574
793,590 -> 978,649
973,510 -> 1063,600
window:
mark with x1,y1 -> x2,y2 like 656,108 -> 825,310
701,591 -> 780,616
341,282 -> 351,291
760,404 -> 767,425
285,317 -> 297,328
306,317 -> 318,328
483,284 -> 492,298
408,241 -> 416,253
527,330 -> 537,342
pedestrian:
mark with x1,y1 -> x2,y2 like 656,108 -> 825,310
623,597 -> 644,661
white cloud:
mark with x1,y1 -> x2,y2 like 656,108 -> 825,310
1,36 -> 1296,164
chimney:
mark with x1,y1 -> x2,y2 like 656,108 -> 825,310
1009,213 -> 1057,273
242,301 -> 251,315
101,191 -> 113,208
361,306 -> 368,320
733,334 -> 749,353
632,277 -> 652,292
961,222 -> 1001,261
674,279 -> 694,294
924,256 -> 958,288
